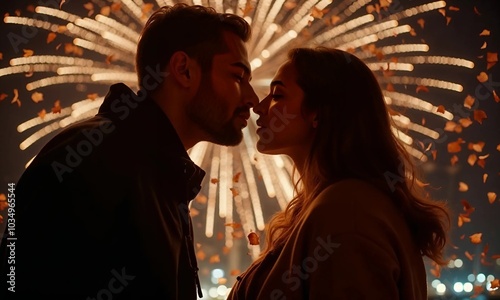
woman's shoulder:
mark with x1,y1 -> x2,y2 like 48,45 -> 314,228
305,178 -> 405,235
313,178 -> 391,208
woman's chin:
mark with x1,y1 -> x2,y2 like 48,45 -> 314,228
256,141 -> 281,155
256,141 -> 266,153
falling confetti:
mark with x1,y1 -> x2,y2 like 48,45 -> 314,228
87,93 -> 99,100
493,90 -> 500,102
38,109 -> 47,120
458,118 -> 472,128
224,222 -> 242,229
416,85 -> 429,93
465,251 -> 474,261
209,254 -> 220,264
476,72 -> 488,83
23,49 -> 34,57
0,194 -> 7,211
11,89 -> 20,107
468,141 -> 485,152
458,182 -> 469,192
31,92 -> 43,103
52,100 -> 62,113
467,154 -> 477,166
491,279 -> 500,289
47,32 -> 57,44
232,172 -> 242,183
229,187 -> 239,197
479,29 -> 490,36
469,233 -> 482,244
448,138 -> 464,153
473,110 -> 487,124
487,192 -> 497,204
247,232 -> 260,245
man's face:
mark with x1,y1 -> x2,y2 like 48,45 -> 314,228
187,31 -> 258,146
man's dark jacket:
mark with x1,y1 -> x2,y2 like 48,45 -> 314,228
0,83 -> 205,299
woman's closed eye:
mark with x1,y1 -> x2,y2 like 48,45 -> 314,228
271,94 -> 283,99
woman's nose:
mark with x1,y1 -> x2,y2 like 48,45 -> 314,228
253,94 -> 270,115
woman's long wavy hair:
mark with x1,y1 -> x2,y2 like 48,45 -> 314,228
256,47 -> 450,265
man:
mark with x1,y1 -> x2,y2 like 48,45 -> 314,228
0,4 -> 258,299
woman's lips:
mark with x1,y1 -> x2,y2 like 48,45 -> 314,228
256,127 -> 266,135
255,119 -> 267,135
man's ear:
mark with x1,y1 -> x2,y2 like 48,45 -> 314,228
309,112 -> 319,128
168,51 -> 199,88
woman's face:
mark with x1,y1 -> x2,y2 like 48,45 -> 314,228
253,61 -> 316,160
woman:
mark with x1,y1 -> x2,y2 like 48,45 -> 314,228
228,47 -> 450,299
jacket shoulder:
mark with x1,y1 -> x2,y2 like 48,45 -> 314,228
312,179 -> 393,213
304,179 -> 406,238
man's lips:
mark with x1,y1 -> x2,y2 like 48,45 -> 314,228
235,112 -> 250,127
238,112 -> 250,121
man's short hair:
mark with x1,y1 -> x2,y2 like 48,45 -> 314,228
135,4 -> 251,90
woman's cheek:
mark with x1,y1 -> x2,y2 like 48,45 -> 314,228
268,100 -> 278,112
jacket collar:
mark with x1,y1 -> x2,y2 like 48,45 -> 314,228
98,83 -> 206,200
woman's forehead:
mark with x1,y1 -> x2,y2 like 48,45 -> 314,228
273,61 -> 296,83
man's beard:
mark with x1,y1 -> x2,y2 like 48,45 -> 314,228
187,74 -> 244,146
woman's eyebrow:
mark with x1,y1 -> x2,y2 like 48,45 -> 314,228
271,80 -> 285,87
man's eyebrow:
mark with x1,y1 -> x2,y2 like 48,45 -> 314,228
231,62 -> 251,77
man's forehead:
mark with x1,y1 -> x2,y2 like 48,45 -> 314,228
214,33 -> 251,74
214,52 -> 250,71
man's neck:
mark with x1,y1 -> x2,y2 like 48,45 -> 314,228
151,94 -> 201,151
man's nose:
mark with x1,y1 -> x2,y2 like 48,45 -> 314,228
253,94 -> 270,116
245,85 -> 259,108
